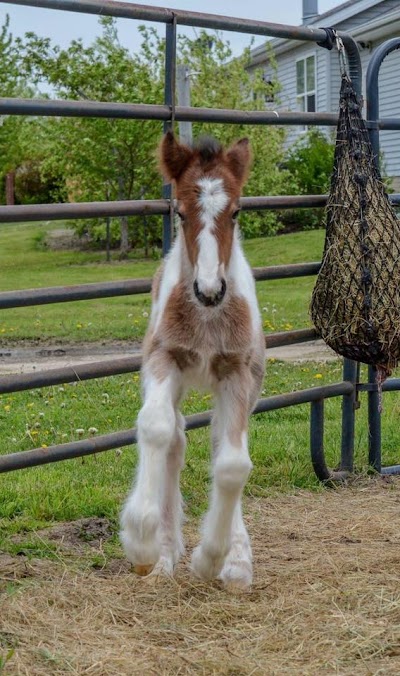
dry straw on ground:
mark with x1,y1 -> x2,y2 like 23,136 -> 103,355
2,478 -> 400,675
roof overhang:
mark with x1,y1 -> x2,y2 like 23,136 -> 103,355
249,0 -> 396,66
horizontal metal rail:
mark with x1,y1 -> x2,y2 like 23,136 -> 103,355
0,329 -> 319,395
0,98 -> 339,126
0,278 -> 152,308
0,195 -> 330,223
0,356 -> 142,394
376,119 -> 400,130
4,99 -> 399,131
15,99 -> 400,135
253,262 -> 320,281
1,194 -> 399,224
0,262 -> 321,309
0,0 -> 341,42
0,381 -> 354,472
0,2 -> 363,101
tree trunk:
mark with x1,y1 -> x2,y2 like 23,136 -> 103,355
119,215 -> 129,259
117,173 -> 130,259
5,172 -> 15,205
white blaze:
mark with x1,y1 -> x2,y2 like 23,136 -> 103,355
196,177 -> 228,297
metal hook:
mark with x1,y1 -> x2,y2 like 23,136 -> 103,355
333,29 -> 349,78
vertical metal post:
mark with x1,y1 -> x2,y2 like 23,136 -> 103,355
106,216 -> 111,262
340,359 -> 358,472
364,39 -> 400,471
368,365 -> 381,472
310,399 -> 330,481
105,186 -> 111,262
334,39 -> 363,475
162,18 -> 177,257
176,64 -> 193,144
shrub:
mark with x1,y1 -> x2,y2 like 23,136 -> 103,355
281,128 -> 335,231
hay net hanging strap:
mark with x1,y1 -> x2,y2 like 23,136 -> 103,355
311,32 -> 400,387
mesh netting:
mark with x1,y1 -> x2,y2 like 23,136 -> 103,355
311,72 -> 400,381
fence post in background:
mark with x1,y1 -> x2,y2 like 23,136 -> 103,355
176,64 -> 193,145
365,38 -> 400,472
162,18 -> 177,257
338,39 -> 363,475
5,172 -> 15,205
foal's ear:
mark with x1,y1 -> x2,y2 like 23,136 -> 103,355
159,131 -> 192,181
225,138 -> 252,187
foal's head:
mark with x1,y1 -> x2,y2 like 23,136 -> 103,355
159,131 -> 251,307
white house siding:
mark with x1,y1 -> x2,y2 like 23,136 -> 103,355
331,0 -> 400,32
264,45 -> 332,148
314,0 -> 400,179
373,43 -> 400,179
252,0 -> 400,178
327,37 -> 400,179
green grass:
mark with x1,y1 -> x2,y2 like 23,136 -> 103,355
0,222 -> 398,554
0,222 -> 323,341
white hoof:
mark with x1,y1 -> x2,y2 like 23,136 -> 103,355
120,503 -> 161,570
219,540 -> 253,590
190,544 -> 227,581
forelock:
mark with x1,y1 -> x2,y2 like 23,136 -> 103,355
193,136 -> 222,166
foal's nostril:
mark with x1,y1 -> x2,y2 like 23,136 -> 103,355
193,279 -> 226,307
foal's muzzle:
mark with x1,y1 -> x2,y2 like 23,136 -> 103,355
193,279 -> 227,307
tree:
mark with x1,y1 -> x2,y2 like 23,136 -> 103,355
20,18 -> 164,257
18,21 -> 293,251
0,15 -> 30,203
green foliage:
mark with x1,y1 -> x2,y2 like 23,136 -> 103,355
282,128 -> 335,230
19,18 -> 164,256
14,21 -> 293,248
14,158 -> 63,205
177,31 -> 294,237
0,16 -> 32,202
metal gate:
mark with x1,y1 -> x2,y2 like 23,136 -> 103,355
0,0 -> 399,481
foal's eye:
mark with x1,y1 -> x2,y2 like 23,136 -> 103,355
232,209 -> 240,221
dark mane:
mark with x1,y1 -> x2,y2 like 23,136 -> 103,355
193,135 -> 222,163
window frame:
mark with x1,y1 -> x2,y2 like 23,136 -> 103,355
295,52 -> 317,114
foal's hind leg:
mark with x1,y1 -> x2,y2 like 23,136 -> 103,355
191,371 -> 253,587
120,368 -> 183,576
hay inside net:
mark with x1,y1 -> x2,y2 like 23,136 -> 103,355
311,72 -> 400,382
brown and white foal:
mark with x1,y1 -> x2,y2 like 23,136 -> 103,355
120,132 -> 265,589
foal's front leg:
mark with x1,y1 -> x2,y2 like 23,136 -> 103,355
120,368 -> 183,576
191,373 -> 253,587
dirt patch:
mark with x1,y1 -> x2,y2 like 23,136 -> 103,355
44,228 -> 82,250
0,340 -> 142,375
0,339 -> 336,375
2,478 -> 400,674
22,517 -> 115,553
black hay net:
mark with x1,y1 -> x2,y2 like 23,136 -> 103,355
311,73 -> 400,382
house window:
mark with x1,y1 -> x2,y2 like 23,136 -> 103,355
296,54 -> 316,112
